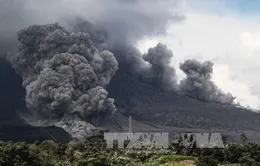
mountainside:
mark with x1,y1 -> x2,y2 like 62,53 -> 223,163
107,67 -> 260,131
104,66 -> 260,142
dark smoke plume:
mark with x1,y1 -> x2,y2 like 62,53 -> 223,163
179,59 -> 235,105
143,43 -> 177,90
8,23 -> 118,138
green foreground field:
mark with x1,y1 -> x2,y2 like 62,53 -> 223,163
0,136 -> 259,166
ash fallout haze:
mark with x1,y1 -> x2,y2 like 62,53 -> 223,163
1,0 -> 260,141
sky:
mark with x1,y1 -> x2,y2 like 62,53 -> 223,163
137,0 -> 260,110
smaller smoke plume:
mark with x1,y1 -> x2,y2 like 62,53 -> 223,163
179,59 -> 235,105
8,23 -> 118,138
143,43 -> 177,90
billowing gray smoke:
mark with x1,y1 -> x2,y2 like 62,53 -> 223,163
143,43 -> 177,90
8,23 -> 118,138
179,59 -> 235,105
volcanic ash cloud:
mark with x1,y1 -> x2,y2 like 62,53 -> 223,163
8,23 -> 118,138
143,43 -> 177,91
179,59 -> 235,105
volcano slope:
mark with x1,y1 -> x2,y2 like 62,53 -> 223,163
103,65 -> 260,142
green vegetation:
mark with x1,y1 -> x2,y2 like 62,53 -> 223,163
1,136 -> 260,166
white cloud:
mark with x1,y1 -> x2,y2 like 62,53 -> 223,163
137,5 -> 260,110
240,31 -> 260,51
